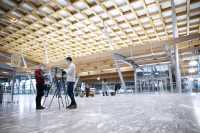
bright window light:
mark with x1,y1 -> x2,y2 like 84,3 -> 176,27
189,60 -> 198,67
188,68 -> 196,73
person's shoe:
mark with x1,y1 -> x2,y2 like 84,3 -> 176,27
36,106 -> 45,110
69,104 -> 77,109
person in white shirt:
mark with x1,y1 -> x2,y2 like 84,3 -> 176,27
80,82 -> 85,97
102,79 -> 109,96
81,82 -> 85,92
65,57 -> 77,109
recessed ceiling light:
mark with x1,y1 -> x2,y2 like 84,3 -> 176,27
57,0 -> 68,6
97,76 -> 100,80
9,17 -> 17,23
73,1 -> 87,10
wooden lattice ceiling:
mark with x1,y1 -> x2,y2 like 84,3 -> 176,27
0,0 -> 199,64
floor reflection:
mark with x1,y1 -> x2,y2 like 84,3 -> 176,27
0,94 -> 200,133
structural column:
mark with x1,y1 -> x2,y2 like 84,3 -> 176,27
174,45 -> 182,93
171,0 -> 182,93
134,68 -> 137,93
198,54 -> 200,74
168,64 -> 173,92
11,71 -> 16,102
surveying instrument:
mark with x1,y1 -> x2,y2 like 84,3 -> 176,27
43,67 -> 69,109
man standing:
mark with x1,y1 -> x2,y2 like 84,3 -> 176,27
35,65 -> 45,110
102,79 -> 109,96
65,57 -> 77,109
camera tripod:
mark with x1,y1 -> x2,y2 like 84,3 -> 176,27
43,75 -> 69,110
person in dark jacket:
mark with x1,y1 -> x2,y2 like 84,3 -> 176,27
115,83 -> 121,94
35,65 -> 45,110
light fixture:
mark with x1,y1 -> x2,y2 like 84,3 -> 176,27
9,17 -> 17,23
57,0 -> 68,6
2,72 -> 8,74
189,60 -> 198,67
97,76 -> 100,81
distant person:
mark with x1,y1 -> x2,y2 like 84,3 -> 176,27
102,79 -> 109,96
85,84 -> 90,97
115,83 -> 121,94
35,65 -> 45,110
80,82 -> 85,97
65,57 -> 77,109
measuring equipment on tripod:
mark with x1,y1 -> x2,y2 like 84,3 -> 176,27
43,67 -> 66,109
43,67 -> 80,109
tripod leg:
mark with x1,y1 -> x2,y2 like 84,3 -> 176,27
42,96 -> 47,106
58,97 -> 61,110
43,83 -> 53,107
43,87 -> 51,106
65,95 -> 69,107
60,96 -> 65,107
65,95 -> 67,106
48,89 -> 58,108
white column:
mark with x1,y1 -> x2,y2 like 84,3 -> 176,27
171,0 -> 182,93
11,71 -> 16,102
134,68 -> 137,93
174,46 -> 182,93
168,64 -> 173,92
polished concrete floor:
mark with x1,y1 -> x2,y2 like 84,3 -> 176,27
0,93 -> 200,133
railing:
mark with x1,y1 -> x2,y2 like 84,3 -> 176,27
1,78 -> 199,104
76,80 -> 198,95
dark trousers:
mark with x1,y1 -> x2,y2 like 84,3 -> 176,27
36,84 -> 44,107
67,82 -> 76,105
102,91 -> 108,96
85,87 -> 90,97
